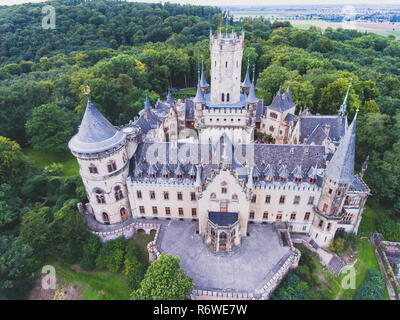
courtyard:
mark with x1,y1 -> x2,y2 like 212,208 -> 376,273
159,220 -> 291,293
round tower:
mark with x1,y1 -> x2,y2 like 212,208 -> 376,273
210,30 -> 244,104
68,92 -> 138,225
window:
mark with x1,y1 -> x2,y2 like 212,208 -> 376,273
222,93 -> 225,102
327,223 -> 331,231
165,207 -> 171,215
139,206 -> 145,214
120,207 -> 127,219
102,212 -> 110,223
323,203 -> 328,213
227,93 -> 230,102
232,194 -> 238,200
304,212 -> 310,221
331,207 -> 336,215
220,200 -> 227,212
293,196 -> 300,205
192,208 -> 197,217
89,164 -> 98,174
137,190 -> 142,199
337,191 -> 341,196
177,192 -> 183,200
270,112 -> 278,119
328,188 -> 333,194
249,211 -> 255,219
251,195 -> 256,203
210,193 -> 216,200
164,191 -> 169,200
221,187 -> 227,194
114,186 -> 124,201
265,195 -> 271,203
302,226 -> 307,231
344,213 -> 354,222
225,61 -> 228,68
150,191 -> 155,200
263,212 -> 268,219
152,206 -> 158,215
318,220 -> 323,228
107,160 -> 117,172
178,208 -> 184,216
95,190 -> 106,204
308,196 -> 314,205
290,213 -> 296,220
269,126 -> 274,132
276,214 -> 282,222
279,195 -> 285,204
190,192 -> 196,201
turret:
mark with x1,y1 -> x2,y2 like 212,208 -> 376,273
241,56 -> 252,95
199,58 -> 209,94
317,111 -> 358,216
69,87 -> 134,225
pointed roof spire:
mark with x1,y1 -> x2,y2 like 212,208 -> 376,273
325,110 -> 358,184
188,163 -> 197,177
166,90 -> 173,104
144,95 -> 151,109
246,166 -> 254,189
242,56 -> 252,89
264,164 -> 275,181
134,160 -> 144,177
279,164 -> 289,180
161,163 -> 171,177
175,161 -> 185,177
195,164 -> 202,185
246,80 -> 258,104
292,165 -> 303,180
339,82 -> 351,117
68,98 -> 125,153
193,82 -> 206,104
199,57 -> 209,89
308,164 -> 318,180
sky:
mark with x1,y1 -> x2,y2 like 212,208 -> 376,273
1,0 -> 400,6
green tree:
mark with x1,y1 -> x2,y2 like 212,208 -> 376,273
25,103 -> 79,153
80,234 -> 101,271
131,253 -> 193,300
258,64 -> 291,104
0,137 -> 31,186
124,242 -> 145,290
0,183 -> 22,230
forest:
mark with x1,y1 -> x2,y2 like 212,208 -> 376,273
1,0 -> 400,300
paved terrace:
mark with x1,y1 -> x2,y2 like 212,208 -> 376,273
159,220 -> 290,293
86,215 -> 291,294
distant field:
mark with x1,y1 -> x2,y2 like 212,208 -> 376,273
23,146 -> 79,177
232,11 -> 400,39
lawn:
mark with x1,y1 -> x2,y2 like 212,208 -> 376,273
131,231 -> 155,266
45,258 -> 131,300
23,146 -> 79,177
358,199 -> 387,237
335,238 -> 389,300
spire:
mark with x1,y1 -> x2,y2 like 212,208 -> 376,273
325,111 -> 358,184
339,83 -> 351,117
195,164 -> 202,185
246,166 -> 254,189
360,155 -> 369,179
264,164 -> 275,181
166,90 -> 173,104
144,95 -> 151,109
242,56 -> 251,89
246,79 -> 258,104
193,82 -> 206,104
199,58 -> 209,89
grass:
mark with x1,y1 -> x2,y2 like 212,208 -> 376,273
358,200 -> 387,237
131,231 -> 155,266
48,258 -> 131,300
335,238 -> 389,300
23,146 -> 79,177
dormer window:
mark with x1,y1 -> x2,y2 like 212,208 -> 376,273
89,164 -> 98,174
107,160 -> 117,172
308,178 -> 316,183
294,177 -> 302,183
176,174 -> 184,179
163,173 -> 170,179
189,174 -> 195,180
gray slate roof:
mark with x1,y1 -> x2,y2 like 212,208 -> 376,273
200,68 -> 209,88
242,67 -> 252,88
246,81 -> 259,104
193,82 -> 206,104
325,113 -> 357,184
185,99 -> 195,121
300,115 -> 346,145
268,87 -> 296,113
209,211 -> 238,226
68,99 -> 125,153
306,125 -> 328,145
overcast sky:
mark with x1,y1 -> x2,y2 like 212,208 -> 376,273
1,0 -> 400,6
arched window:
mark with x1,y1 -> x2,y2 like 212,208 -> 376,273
227,93 -> 230,102
95,189 -> 106,204
225,61 -> 228,68
120,207 -> 127,219
89,164 -> 98,174
107,160 -> 117,172
210,193 -> 216,200
270,112 -> 278,119
221,93 -> 225,102
115,186 -> 124,201
102,212 -> 110,224
269,126 -> 274,132
232,194 -> 238,200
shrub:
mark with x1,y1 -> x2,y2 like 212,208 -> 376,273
96,237 -> 127,272
80,235 -> 101,271
353,268 -> 385,300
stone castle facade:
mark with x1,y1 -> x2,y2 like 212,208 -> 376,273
69,31 -> 370,251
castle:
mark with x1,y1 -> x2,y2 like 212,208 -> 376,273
69,31 -> 370,252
